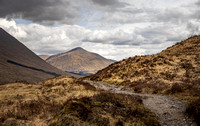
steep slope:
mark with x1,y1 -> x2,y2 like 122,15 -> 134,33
39,55 -> 50,60
0,28 -> 77,84
88,35 -> 200,88
46,47 -> 114,75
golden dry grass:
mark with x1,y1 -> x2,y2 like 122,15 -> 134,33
0,76 -> 159,126
0,76 -> 98,125
88,35 -> 200,87
87,35 -> 200,125
49,92 -> 159,126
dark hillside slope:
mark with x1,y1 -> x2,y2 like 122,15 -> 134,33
0,28 -> 77,84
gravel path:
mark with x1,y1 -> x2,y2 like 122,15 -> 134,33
84,80 -> 197,126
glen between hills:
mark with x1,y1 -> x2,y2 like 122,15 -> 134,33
0,26 -> 199,125
0,27 -> 159,125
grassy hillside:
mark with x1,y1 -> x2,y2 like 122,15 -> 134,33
0,76 -> 159,126
88,35 -> 200,125
88,35 -> 200,94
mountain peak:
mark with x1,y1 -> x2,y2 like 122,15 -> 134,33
74,47 -> 84,50
46,47 -> 114,75
68,47 -> 85,52
72,47 -> 84,50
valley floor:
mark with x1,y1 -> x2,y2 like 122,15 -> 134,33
85,80 -> 197,126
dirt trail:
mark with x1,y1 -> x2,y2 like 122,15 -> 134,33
84,80 -> 197,126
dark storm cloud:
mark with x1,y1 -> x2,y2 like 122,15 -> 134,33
196,0 -> 200,6
0,0 -> 129,25
0,0 -> 79,24
91,0 -> 129,8
1,0 -> 199,60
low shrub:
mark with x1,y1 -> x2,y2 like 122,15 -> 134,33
170,84 -> 183,94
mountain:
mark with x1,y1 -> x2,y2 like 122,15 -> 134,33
0,28 -> 78,84
46,47 -> 114,76
88,35 -> 200,90
39,55 -> 50,60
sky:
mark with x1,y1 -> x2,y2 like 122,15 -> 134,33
0,0 -> 200,60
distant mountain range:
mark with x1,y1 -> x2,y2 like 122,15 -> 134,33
0,28 -> 78,84
40,47 -> 114,76
88,35 -> 200,89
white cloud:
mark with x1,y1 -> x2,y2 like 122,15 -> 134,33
0,18 -> 90,54
82,42 -> 145,60
0,18 -> 27,38
83,29 -> 145,45
0,0 -> 200,61
0,18 -> 146,60
0,18 -> 144,60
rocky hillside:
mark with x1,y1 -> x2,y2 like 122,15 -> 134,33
46,47 -> 114,76
0,28 -> 77,84
88,35 -> 200,89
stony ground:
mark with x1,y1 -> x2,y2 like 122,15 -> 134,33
85,80 -> 197,126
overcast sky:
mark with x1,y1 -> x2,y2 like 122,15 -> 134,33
0,0 -> 200,60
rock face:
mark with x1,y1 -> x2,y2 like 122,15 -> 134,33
46,47 -> 114,76
88,35 -> 200,86
0,28 -> 77,84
